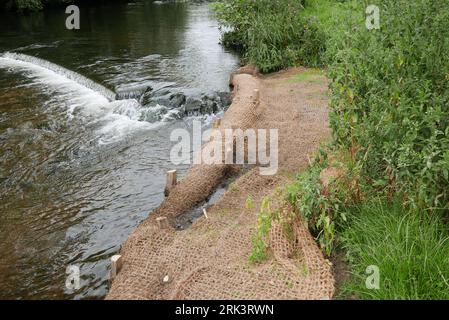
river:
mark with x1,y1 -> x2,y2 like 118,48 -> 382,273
0,0 -> 238,299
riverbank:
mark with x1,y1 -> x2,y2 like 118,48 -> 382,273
107,0 -> 449,300
107,66 -> 335,299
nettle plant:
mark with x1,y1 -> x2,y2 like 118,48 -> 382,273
329,0 -> 449,211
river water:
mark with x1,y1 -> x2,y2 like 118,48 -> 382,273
0,1 -> 238,299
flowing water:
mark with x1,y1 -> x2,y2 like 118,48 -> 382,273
0,1 -> 238,299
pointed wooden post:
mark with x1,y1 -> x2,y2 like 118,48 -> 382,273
156,216 -> 169,229
213,118 -> 221,129
225,142 -> 234,165
110,255 -> 123,280
253,89 -> 260,103
164,170 -> 177,196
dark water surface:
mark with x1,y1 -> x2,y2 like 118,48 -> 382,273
0,1 -> 238,299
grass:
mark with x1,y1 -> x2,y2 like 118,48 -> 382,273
301,0 -> 364,65
227,182 -> 239,193
248,197 -> 273,264
287,68 -> 325,84
302,0 -> 363,35
245,196 -> 254,210
339,198 -> 449,299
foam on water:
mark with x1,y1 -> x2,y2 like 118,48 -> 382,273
2,52 -> 116,101
0,52 -> 111,112
0,52 -> 159,144
0,52 -> 225,147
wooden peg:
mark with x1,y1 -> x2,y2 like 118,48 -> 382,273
156,216 -> 169,229
110,255 -> 123,280
164,170 -> 177,196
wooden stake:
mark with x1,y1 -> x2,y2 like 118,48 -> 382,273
164,170 -> 177,196
253,89 -> 260,102
203,208 -> 209,219
110,255 -> 123,280
225,143 -> 234,164
307,154 -> 312,167
213,118 -> 221,129
156,216 -> 169,229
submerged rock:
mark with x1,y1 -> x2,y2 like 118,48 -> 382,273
116,85 -> 152,100
184,96 -> 203,113
217,91 -> 232,107
140,88 -> 186,109
168,92 -> 186,109
139,86 -> 155,105
137,86 -> 234,120
201,95 -> 218,114
139,104 -> 169,123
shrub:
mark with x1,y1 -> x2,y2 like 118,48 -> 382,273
285,147 -> 359,255
285,0 -> 449,257
212,0 -> 325,72
328,0 -> 449,210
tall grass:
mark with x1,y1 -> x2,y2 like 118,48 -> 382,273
339,198 -> 449,299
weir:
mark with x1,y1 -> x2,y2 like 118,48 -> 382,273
1,52 -> 116,101
115,85 -> 151,101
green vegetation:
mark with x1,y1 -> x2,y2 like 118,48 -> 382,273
227,181 -> 239,193
221,0 -> 449,298
249,197 -> 274,264
287,68 -> 324,84
3,0 -> 41,11
212,0 -> 325,72
212,0 -> 364,72
329,0 -> 449,211
339,198 -> 449,299
293,0 -> 448,299
286,145 -> 366,255
245,195 -> 254,210
284,0 -> 449,251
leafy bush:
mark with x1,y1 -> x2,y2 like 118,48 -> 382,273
328,0 -> 449,210
284,0 -> 449,258
286,146 -> 361,255
212,0 -> 325,72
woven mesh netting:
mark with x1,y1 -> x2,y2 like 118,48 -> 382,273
107,70 -> 335,300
